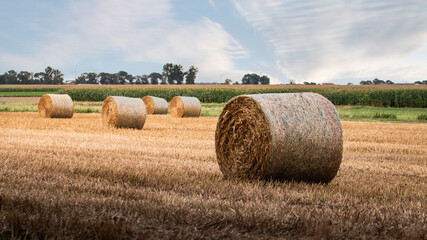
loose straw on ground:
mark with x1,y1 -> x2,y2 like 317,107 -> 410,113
170,96 -> 201,118
215,93 -> 343,183
38,94 -> 74,118
142,96 -> 168,115
102,96 -> 146,129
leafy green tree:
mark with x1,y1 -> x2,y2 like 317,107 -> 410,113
44,66 -> 54,84
53,69 -> 64,84
99,72 -> 111,84
86,72 -> 98,84
33,66 -> 64,84
185,66 -> 198,84
134,75 -> 149,84
373,78 -> 385,85
160,77 -> 167,84
241,74 -> 251,84
34,72 -> 44,84
241,73 -> 260,84
75,75 -> 87,84
149,72 -> 162,85
173,64 -> 185,84
163,63 -> 185,84
4,70 -> 18,84
386,80 -> 394,84
260,75 -> 270,85
17,71 -> 33,84
117,71 -> 128,84
250,74 -> 260,84
0,74 -> 5,84
110,74 -> 119,84
141,75 -> 149,84
360,80 -> 373,85
75,72 -> 97,84
303,81 -> 316,85
127,74 -> 134,84
415,80 -> 427,85
224,79 -> 232,85
162,63 -> 174,84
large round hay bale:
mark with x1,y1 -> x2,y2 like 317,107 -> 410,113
102,96 -> 146,129
215,93 -> 343,183
170,96 -> 201,118
142,96 -> 168,115
38,94 -> 74,118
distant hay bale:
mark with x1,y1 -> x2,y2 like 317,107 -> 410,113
38,94 -> 74,118
142,96 -> 168,115
102,96 -> 146,129
170,96 -> 201,118
215,93 -> 343,183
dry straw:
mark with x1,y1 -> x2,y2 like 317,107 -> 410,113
38,94 -> 74,118
102,96 -> 146,129
142,96 -> 168,115
170,96 -> 201,118
215,93 -> 343,183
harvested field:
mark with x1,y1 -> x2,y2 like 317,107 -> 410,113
0,97 -> 40,102
0,112 -> 426,239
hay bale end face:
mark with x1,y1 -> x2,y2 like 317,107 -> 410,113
170,96 -> 201,118
38,94 -> 74,118
215,93 -> 343,183
102,96 -> 146,129
142,96 -> 168,115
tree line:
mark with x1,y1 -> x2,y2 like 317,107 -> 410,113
76,64 -> 198,85
360,78 -> 427,85
224,73 -> 270,85
0,67 -> 64,85
360,78 -> 395,85
0,63 -> 198,85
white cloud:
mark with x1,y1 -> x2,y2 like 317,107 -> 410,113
0,0 -> 249,82
232,0 -> 427,83
208,0 -> 216,9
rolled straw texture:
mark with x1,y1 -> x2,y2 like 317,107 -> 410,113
38,94 -> 74,118
102,96 -> 146,129
215,93 -> 343,183
142,96 -> 168,115
170,96 -> 201,118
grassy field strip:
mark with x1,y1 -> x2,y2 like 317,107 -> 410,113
1,101 -> 426,123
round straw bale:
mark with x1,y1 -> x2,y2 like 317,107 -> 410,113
170,96 -> 201,118
38,94 -> 74,118
102,96 -> 146,129
215,93 -> 343,183
142,96 -> 168,115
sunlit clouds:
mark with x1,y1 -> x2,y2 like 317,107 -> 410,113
0,0 -> 426,83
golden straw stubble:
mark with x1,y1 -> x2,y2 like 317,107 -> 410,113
142,96 -> 168,115
38,94 -> 74,118
215,93 -> 343,183
102,96 -> 146,129
170,96 -> 201,118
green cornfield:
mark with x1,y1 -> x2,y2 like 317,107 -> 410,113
58,87 -> 427,107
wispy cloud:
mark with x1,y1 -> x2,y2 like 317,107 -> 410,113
232,0 -> 427,82
0,0 -> 249,81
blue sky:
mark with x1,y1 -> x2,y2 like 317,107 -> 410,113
1,0 -> 426,84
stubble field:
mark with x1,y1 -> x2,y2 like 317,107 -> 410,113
0,112 -> 426,239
